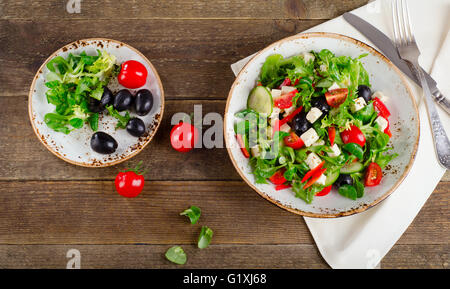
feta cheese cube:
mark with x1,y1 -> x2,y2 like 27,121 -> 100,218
250,146 -> 260,158
271,89 -> 282,99
305,152 -> 322,170
280,123 -> 291,133
328,82 -> 340,91
315,174 -> 327,186
269,107 -> 281,120
301,52 -> 315,63
372,91 -> 389,103
281,86 -> 297,95
375,116 -> 388,131
327,143 -> 341,158
312,139 -> 325,146
300,128 -> 319,147
351,97 -> 367,112
283,105 -> 297,117
306,107 -> 323,123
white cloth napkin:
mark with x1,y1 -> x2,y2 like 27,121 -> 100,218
231,0 -> 449,269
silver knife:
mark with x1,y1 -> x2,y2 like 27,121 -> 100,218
343,12 -> 450,114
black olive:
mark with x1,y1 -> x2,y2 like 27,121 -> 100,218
126,118 -> 146,137
135,89 -> 154,116
90,132 -> 118,154
333,174 -> 354,188
292,111 -> 312,136
87,97 -> 103,113
357,85 -> 372,103
100,87 -> 114,107
310,96 -> 331,115
87,87 -> 115,113
113,89 -> 133,111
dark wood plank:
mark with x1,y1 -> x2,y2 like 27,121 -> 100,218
382,244 -> 449,269
0,19 -> 323,98
0,0 -> 368,20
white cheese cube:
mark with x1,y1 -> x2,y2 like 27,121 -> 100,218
327,143 -> 341,158
269,107 -> 281,120
351,97 -> 367,112
271,89 -> 282,99
281,86 -> 297,95
280,123 -> 291,133
312,139 -> 325,146
328,82 -> 340,91
283,105 -> 297,117
372,91 -> 389,103
300,128 -> 319,147
375,116 -> 388,131
301,52 -> 315,63
305,152 -> 322,170
315,174 -> 327,186
306,107 -> 323,123
250,146 -> 260,158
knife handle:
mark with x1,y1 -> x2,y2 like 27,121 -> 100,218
433,91 -> 450,115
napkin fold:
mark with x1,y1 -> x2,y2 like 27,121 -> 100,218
231,0 -> 449,268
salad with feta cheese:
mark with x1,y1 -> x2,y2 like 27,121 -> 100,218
234,49 -> 398,204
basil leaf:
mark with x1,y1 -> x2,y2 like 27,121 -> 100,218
197,226 -> 214,249
343,143 -> 364,160
354,178 -> 365,198
165,246 -> 187,265
180,206 -> 201,225
338,184 -> 357,200
88,113 -> 99,131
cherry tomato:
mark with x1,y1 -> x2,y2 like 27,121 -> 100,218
273,89 -> 298,109
325,88 -> 348,108
373,97 -> 391,118
118,60 -> 148,89
284,132 -> 305,149
364,162 -> 383,187
236,134 -> 250,158
340,125 -> 366,147
170,122 -> 199,153
115,162 -> 145,198
328,126 -> 336,146
269,169 -> 287,185
316,185 -> 332,196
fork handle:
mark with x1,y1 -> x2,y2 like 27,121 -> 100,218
432,91 -> 450,115
408,62 -> 450,170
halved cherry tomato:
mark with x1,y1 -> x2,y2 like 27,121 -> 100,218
273,89 -> 298,109
316,185 -> 332,196
364,162 -> 383,187
301,161 -> 325,183
341,125 -> 366,147
269,169 -> 287,185
304,168 -> 327,189
279,106 -> 303,126
278,78 -> 291,88
284,132 -> 305,149
170,122 -> 199,153
118,60 -> 148,89
236,134 -> 250,158
328,127 -> 336,146
275,184 -> 292,191
325,88 -> 348,108
374,97 -> 391,118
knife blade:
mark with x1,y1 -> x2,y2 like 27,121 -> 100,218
343,12 -> 450,114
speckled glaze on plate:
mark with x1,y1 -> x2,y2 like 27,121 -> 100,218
225,32 -> 420,218
28,38 -> 164,167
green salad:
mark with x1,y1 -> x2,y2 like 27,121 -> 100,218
234,49 -> 397,204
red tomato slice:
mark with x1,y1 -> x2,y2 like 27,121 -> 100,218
364,162 -> 383,186
301,161 -> 325,183
280,106 -> 303,125
275,184 -> 292,191
278,78 -> 291,88
374,97 -> 391,118
325,88 -> 348,108
315,185 -> 332,196
284,132 -> 305,149
236,134 -> 250,158
273,89 -> 298,109
269,169 -> 287,185
328,127 -> 336,146
340,125 -> 366,147
303,168 -> 327,189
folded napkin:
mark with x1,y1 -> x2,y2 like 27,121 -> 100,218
231,0 -> 449,269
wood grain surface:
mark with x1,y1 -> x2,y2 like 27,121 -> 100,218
0,0 -> 448,269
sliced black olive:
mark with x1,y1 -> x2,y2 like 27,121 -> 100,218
113,89 -> 133,111
357,85 -> 372,103
333,174 -> 354,189
88,87 -> 115,113
135,89 -> 154,116
292,111 -> 311,136
90,132 -> 118,154
126,118 -> 146,137
310,96 -> 331,115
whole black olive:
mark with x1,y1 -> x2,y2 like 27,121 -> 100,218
113,89 -> 133,111
100,87 -> 114,107
357,85 -> 372,103
126,118 -> 146,137
88,87 -> 114,113
310,96 -> 331,115
292,111 -> 311,136
90,132 -> 118,154
333,174 -> 354,188
135,89 -> 154,116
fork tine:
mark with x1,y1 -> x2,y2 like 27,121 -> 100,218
403,0 -> 415,42
392,0 -> 400,45
398,0 -> 407,46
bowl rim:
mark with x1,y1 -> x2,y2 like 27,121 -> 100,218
28,38 -> 165,168
224,32 -> 420,218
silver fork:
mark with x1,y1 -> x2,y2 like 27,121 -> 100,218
392,0 -> 450,169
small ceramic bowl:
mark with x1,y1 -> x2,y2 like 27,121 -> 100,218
225,32 -> 420,218
28,38 -> 164,167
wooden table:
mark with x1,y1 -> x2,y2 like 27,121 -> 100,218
0,0 -> 448,269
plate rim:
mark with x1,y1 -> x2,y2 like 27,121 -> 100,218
224,32 -> 420,218
28,38 -> 165,168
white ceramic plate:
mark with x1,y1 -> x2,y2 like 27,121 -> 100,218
225,32 -> 420,218
29,38 -> 164,167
